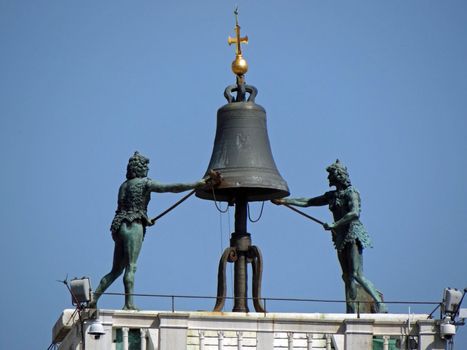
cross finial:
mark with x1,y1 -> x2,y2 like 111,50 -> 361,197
228,7 -> 249,78
228,7 -> 248,56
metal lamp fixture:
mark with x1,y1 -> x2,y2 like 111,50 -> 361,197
442,288 -> 463,315
69,277 -> 92,305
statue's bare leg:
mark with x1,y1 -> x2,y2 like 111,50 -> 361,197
350,242 -> 387,313
338,248 -> 356,313
90,238 -> 125,308
121,221 -> 144,310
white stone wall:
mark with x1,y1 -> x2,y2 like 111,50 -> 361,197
52,310 -> 446,350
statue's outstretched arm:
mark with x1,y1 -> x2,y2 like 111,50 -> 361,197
280,194 -> 327,207
148,179 -> 206,193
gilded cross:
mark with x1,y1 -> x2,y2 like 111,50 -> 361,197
228,7 -> 248,56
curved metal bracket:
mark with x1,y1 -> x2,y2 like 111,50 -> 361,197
213,247 -> 237,312
224,84 -> 258,103
249,245 -> 265,312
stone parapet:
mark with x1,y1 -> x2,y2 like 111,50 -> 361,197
52,309 -> 445,350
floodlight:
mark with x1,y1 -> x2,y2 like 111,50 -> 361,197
70,277 -> 92,305
442,288 -> 463,315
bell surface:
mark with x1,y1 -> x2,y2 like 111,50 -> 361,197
196,100 -> 289,202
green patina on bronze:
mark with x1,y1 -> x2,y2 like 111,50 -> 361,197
90,152 -> 215,310
275,160 -> 387,313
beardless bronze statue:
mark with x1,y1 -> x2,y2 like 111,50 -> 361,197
274,160 -> 387,313
90,152 -> 219,310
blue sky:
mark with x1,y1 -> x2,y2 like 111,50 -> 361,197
1,1 -> 466,348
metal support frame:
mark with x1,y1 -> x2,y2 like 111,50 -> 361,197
213,195 -> 265,312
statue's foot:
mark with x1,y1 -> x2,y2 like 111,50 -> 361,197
376,302 -> 388,313
346,302 -> 357,314
123,304 -> 140,311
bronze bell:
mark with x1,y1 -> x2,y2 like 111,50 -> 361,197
196,84 -> 289,202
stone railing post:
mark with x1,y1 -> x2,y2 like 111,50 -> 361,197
122,327 -> 129,350
287,332 -> 294,350
218,331 -> 224,350
199,330 -> 205,350
140,328 -> 148,350
306,333 -> 314,350
326,334 -> 332,350
237,331 -> 243,350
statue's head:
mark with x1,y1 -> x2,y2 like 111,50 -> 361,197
126,151 -> 149,179
326,159 -> 351,188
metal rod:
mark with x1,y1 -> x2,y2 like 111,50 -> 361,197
234,195 -> 247,233
428,303 -> 441,319
100,292 -> 439,305
150,190 -> 196,223
233,253 -> 248,312
233,195 -> 249,312
282,203 -> 325,226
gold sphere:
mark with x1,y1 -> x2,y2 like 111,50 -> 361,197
231,55 -> 248,75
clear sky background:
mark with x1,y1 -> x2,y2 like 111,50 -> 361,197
1,1 -> 466,348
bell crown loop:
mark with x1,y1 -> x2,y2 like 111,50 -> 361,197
224,84 -> 258,104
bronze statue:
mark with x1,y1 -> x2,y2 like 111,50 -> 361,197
90,152 -> 219,310
273,160 -> 387,313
